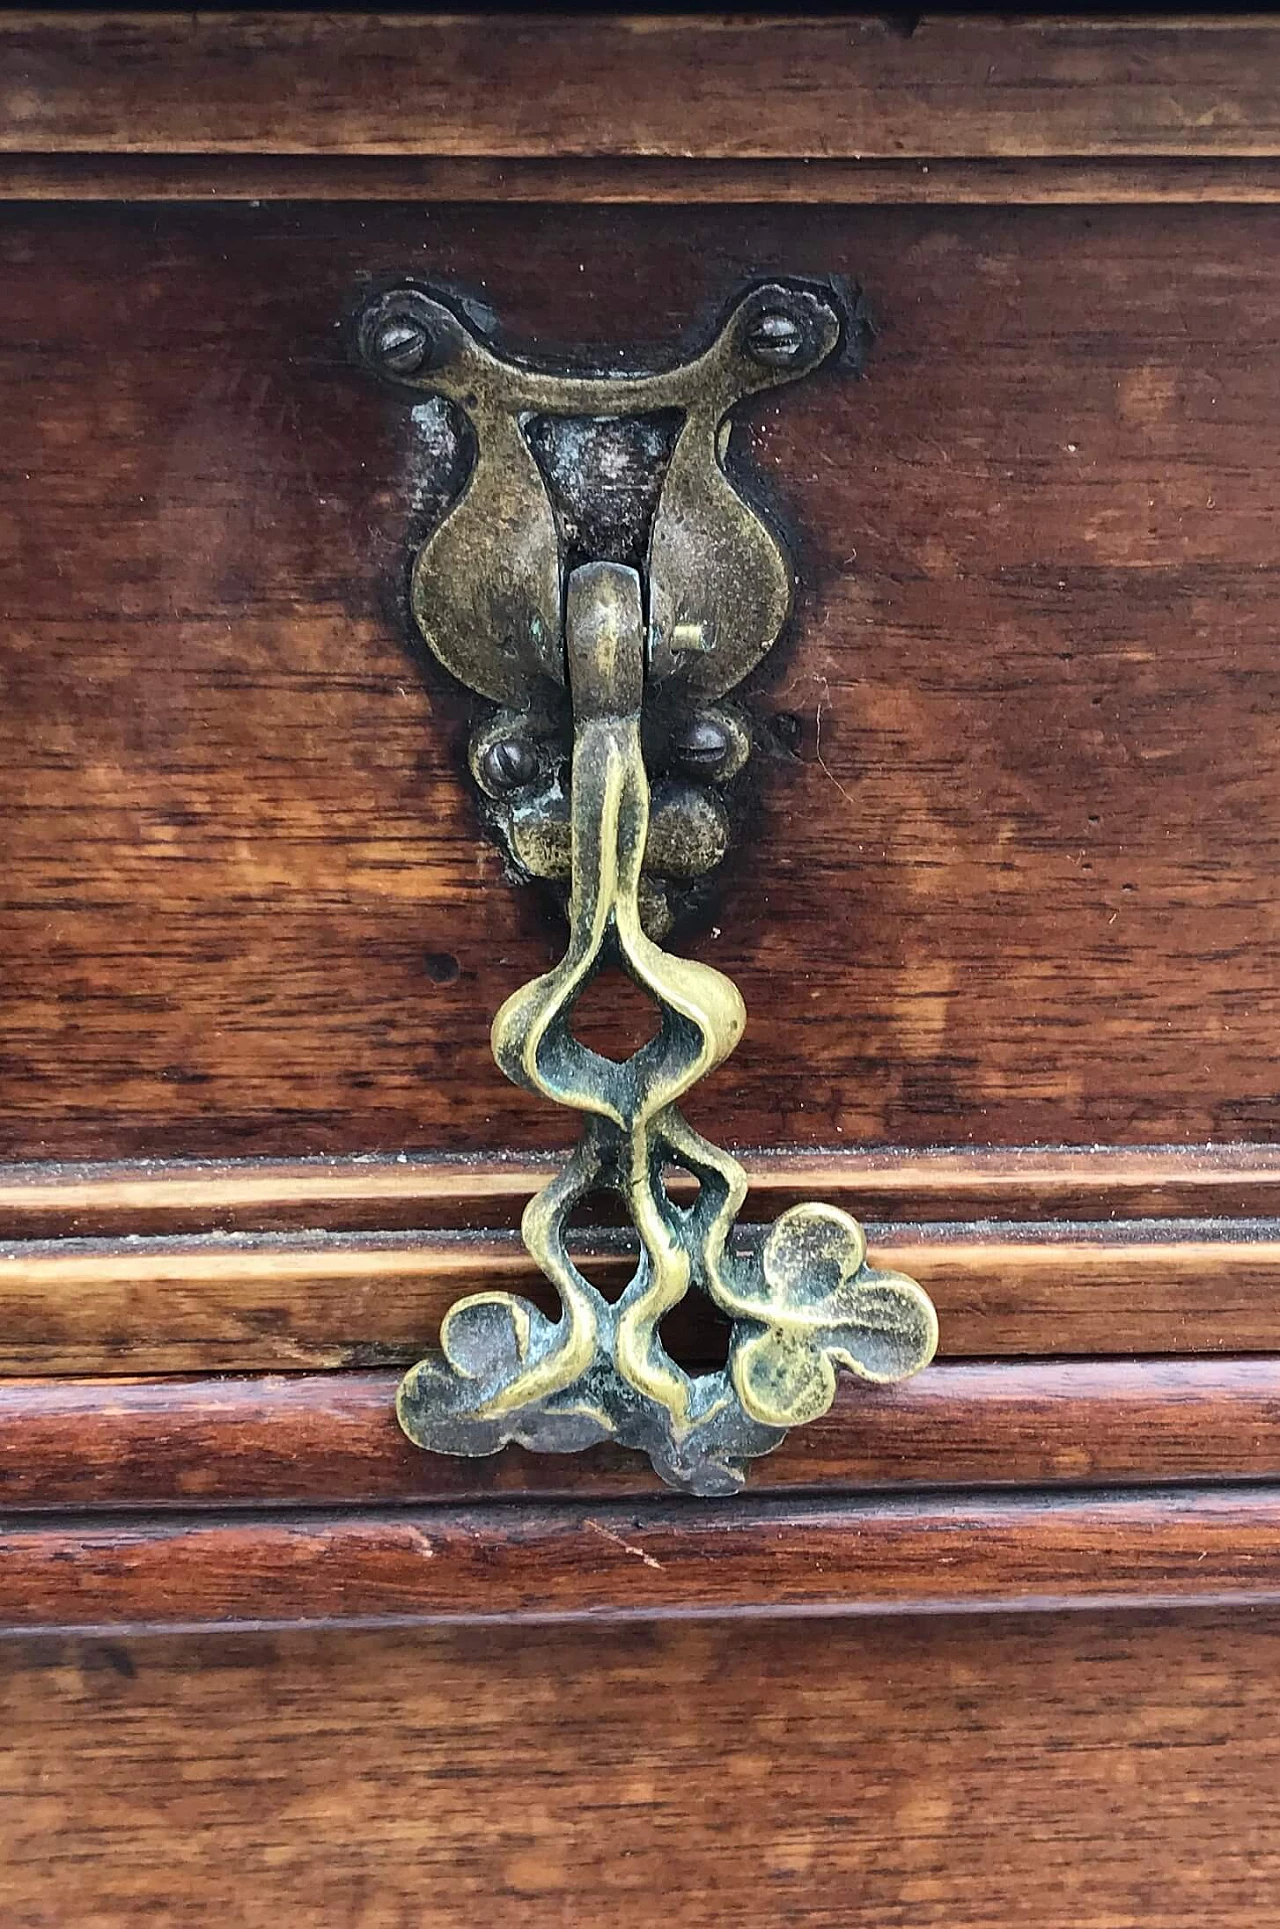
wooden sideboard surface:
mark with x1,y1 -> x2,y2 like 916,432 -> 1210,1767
4,12 -> 1280,1922
3,1611 -> 1279,1927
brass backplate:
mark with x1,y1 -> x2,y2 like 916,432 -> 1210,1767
358,277 -> 860,935
358,280 -> 938,1494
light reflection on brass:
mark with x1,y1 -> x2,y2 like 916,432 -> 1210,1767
360,283 -> 939,1493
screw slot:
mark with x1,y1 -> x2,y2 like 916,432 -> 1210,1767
745,309 -> 807,368
374,316 -> 433,375
480,737 -> 540,794
672,715 -> 734,777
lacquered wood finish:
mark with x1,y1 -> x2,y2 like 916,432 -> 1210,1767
7,15 -> 1280,160
3,1611 -> 1279,1926
2,1219 -> 1279,1371
1,1358 -> 1277,1510
19,154 -> 1280,204
3,1487 -> 1280,1630
2,13 -> 1280,1918
5,201 -> 1280,1157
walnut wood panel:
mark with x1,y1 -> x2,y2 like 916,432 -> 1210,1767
0,1221 -> 1277,1372
3,1146 -> 1280,1238
5,201 -> 1280,1159
3,1488 -> 1280,1629
2,1610 -> 1278,1926
8,15 -> 1280,160
16,154 -> 1280,204
2,1359 -> 1278,1511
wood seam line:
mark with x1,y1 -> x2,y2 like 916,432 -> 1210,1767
5,1148 -> 1280,1235
4,1218 -> 1280,1258
13,156 -> 1280,202
3,1485 -> 1280,1630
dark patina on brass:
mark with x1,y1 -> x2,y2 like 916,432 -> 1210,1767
359,278 -> 851,934
359,282 -> 939,1494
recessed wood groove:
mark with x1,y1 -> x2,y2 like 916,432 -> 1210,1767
4,1146 -> 1280,1239
1,1358 -> 1277,1511
11,154 -> 1280,204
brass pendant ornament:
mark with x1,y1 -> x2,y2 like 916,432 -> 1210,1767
359,280 -> 938,1495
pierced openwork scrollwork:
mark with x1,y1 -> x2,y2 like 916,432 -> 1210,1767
360,280 -> 939,1494
396,564 -> 937,1494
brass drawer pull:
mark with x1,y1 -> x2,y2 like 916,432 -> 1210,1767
359,282 -> 938,1494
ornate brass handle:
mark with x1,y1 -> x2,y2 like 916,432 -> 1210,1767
359,280 -> 938,1494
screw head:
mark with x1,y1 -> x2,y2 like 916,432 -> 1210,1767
672,714 -> 734,777
479,737 -> 539,793
745,309 -> 807,368
374,316 -> 433,375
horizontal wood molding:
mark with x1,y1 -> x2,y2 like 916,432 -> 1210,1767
4,1487 -> 1280,1630
2,1359 -> 1278,1511
1,1219 -> 1280,1371
7,16 -> 1280,162
11,154 -> 1280,204
4,1146 -> 1280,1239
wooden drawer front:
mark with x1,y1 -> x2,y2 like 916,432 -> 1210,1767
0,10 -> 1279,1618
4,15 -> 1280,1925
3,201 -> 1280,1161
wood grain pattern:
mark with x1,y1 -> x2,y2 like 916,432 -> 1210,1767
15,153 -> 1280,204
6,201 -> 1280,1158
2,1358 -> 1278,1510
8,15 -> 1280,160
7,1144 -> 1280,1238
4,1487 -> 1280,1629
0,21 -> 1274,1919
2,1220 -> 1279,1371
2,1610 -> 1279,1926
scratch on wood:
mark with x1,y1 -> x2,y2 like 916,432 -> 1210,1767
584,1517 -> 664,1570
398,1525 -> 435,1560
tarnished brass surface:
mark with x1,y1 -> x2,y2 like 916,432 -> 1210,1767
361,278 -> 938,1490
396,564 -> 937,1495
359,278 -> 857,933
359,279 -> 843,701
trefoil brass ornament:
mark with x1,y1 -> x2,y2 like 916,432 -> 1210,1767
359,280 -> 938,1495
